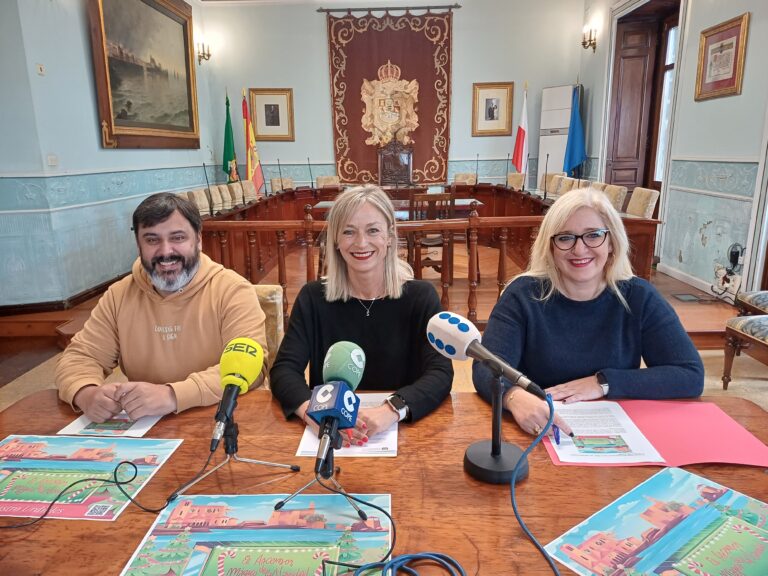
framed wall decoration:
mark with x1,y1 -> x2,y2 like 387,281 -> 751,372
472,82 -> 513,137
695,13 -> 750,101
249,88 -> 295,141
87,0 -> 199,149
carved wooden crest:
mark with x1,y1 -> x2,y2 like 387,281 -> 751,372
361,60 -> 419,147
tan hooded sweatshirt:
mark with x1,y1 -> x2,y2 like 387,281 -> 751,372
55,253 -> 267,412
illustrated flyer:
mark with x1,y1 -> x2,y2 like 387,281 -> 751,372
120,493 -> 392,576
57,411 -> 161,437
545,467 -> 768,575
0,434 -> 181,521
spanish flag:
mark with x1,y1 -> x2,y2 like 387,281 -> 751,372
243,90 -> 265,195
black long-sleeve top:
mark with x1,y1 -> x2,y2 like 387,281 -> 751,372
270,280 -> 454,421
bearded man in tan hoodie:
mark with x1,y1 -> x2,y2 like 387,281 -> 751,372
55,192 -> 267,423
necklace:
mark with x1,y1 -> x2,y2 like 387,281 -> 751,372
356,297 -> 380,317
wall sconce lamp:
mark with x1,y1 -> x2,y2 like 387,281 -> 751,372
582,29 -> 597,52
197,43 -> 211,65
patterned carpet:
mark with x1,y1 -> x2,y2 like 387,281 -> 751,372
1,350 -> 765,413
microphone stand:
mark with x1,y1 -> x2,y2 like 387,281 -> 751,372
171,415 -> 299,499
274,422 -> 367,520
464,361 -> 529,484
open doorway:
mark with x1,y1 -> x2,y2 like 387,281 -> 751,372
604,0 -> 680,214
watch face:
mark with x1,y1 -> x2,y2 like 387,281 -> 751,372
387,395 -> 407,411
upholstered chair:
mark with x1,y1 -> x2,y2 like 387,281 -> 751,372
588,181 -> 607,192
558,177 -> 577,194
253,284 -> 285,389
185,189 -> 211,217
626,186 -> 660,218
217,184 -> 233,211
207,186 -> 224,214
227,183 -> 243,207
270,177 -> 294,193
538,172 -> 565,192
506,173 -> 525,189
602,185 -> 628,213
240,180 -> 259,203
316,175 -> 341,188
453,173 -> 477,185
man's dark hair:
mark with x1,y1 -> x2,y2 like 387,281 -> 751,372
132,193 -> 202,236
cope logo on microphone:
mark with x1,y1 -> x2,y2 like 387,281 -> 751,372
224,341 -> 260,356
426,312 -> 471,357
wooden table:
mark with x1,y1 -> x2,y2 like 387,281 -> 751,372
1,391 -> 766,575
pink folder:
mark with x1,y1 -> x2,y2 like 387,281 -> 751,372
543,400 -> 768,467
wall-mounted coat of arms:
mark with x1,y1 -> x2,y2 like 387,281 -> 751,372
361,60 -> 419,147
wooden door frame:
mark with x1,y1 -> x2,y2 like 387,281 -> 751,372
597,0 -> 690,257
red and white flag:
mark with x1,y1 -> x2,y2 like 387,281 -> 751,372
512,89 -> 528,177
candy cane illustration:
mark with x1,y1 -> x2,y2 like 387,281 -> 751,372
684,560 -> 713,576
217,548 -> 237,576
313,550 -> 331,576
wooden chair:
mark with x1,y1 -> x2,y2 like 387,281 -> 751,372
722,291 -> 768,390
409,192 -> 454,279
506,173 -> 525,190
735,291 -> 768,316
626,186 -> 660,218
603,184 -> 628,213
270,177 -> 294,193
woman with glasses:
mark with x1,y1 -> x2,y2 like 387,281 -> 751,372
473,187 -> 703,437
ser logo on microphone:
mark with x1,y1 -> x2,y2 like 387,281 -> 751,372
224,341 -> 260,356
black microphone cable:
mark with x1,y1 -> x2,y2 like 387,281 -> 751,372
509,393 -> 561,576
314,473 -> 467,575
0,451 -> 223,529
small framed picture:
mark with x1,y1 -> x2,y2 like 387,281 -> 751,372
695,13 -> 750,101
249,88 -> 295,141
472,82 -> 513,137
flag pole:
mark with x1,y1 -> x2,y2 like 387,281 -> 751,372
307,157 -> 314,189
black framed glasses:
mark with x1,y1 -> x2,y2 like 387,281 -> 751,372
551,229 -> 610,251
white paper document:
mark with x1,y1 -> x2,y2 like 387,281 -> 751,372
57,411 -> 161,438
548,401 -> 663,464
296,393 -> 398,458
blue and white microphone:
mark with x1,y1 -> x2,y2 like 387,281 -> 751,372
426,312 -> 546,400
306,341 -> 364,473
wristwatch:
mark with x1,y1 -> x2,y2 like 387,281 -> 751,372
596,371 -> 609,397
385,394 -> 409,422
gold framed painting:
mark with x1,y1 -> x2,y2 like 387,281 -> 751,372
249,88 -> 295,141
87,0 -> 200,149
695,13 -> 750,101
472,82 -> 513,137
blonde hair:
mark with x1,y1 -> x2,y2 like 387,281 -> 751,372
323,185 -> 413,301
518,187 -> 634,306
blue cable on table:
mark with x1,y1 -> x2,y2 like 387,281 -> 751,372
510,393 -> 561,575
354,551 -> 466,575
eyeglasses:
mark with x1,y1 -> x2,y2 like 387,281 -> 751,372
551,229 -> 610,251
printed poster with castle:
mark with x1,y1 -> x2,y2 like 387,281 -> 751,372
0,434 -> 181,521
546,467 -> 768,575
120,493 -> 391,576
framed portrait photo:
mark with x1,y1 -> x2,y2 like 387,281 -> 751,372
472,82 -> 513,137
249,88 -> 295,141
695,13 -> 750,101
87,0 -> 200,149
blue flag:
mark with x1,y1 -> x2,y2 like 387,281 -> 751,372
563,86 -> 586,177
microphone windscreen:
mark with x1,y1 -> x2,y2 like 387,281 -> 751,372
219,337 -> 264,394
426,312 -> 482,361
321,341 -> 365,390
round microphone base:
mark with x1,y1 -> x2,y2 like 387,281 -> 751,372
464,440 -> 529,484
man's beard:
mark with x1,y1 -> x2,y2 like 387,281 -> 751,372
142,250 -> 200,293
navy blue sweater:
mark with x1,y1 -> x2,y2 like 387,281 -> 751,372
472,276 -> 704,403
